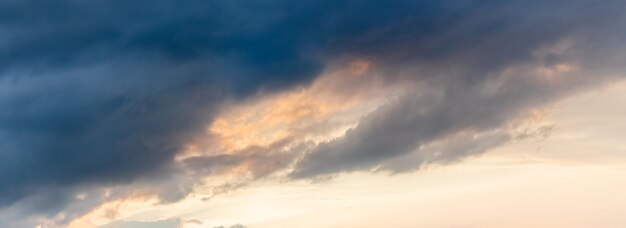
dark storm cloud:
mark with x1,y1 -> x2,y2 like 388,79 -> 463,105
0,0 -> 456,209
0,0 -> 326,221
1,0 -> 625,226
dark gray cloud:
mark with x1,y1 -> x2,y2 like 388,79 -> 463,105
290,0 -> 626,178
0,0 -> 324,225
1,0 -> 625,226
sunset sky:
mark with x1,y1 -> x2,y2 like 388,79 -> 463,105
1,1 -> 626,228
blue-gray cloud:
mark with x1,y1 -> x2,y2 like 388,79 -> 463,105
290,1 -> 626,178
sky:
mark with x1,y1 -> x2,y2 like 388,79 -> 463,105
0,1 -> 625,227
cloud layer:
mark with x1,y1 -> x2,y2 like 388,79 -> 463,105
1,0 -> 625,226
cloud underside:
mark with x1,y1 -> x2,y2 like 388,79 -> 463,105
0,0 -> 625,226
